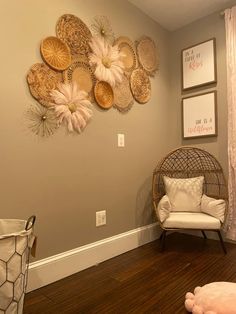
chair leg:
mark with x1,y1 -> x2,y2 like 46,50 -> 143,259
201,230 -> 207,239
217,230 -> 227,254
160,230 -> 167,252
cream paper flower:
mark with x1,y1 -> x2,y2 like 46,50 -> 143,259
50,82 -> 93,133
89,36 -> 124,87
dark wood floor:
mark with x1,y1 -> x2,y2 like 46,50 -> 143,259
24,232 -> 236,314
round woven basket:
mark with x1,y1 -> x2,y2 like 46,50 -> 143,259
114,36 -> 137,75
130,68 -> 151,104
40,36 -> 71,71
63,56 -> 96,102
27,63 -> 63,107
94,81 -> 114,109
136,36 -> 159,76
56,14 -> 92,56
113,75 -> 133,112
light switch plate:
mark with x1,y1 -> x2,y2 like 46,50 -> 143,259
96,210 -> 106,227
118,133 -> 125,147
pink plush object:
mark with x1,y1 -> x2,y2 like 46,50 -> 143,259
185,282 -> 236,314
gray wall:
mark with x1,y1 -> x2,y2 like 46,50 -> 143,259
170,5 -> 236,175
0,0 -> 177,260
1,0 -> 234,261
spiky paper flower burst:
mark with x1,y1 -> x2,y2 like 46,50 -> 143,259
26,102 -> 59,137
91,15 -> 115,44
89,36 -> 124,87
50,82 -> 93,133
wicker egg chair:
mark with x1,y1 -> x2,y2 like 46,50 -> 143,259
152,146 -> 228,253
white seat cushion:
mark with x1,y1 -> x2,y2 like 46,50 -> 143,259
162,212 -> 221,229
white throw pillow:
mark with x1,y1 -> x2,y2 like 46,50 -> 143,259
201,194 -> 226,223
157,195 -> 171,223
163,176 -> 204,212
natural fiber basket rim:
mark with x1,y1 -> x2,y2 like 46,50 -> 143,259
114,36 -> 137,73
63,59 -> 96,101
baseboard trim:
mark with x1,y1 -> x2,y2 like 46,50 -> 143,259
27,222 -> 160,292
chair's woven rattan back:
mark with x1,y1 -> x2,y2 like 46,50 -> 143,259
152,147 -> 228,208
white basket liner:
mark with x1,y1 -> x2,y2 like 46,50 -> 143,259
0,219 -> 33,239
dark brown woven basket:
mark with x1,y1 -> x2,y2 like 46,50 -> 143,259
152,146 -> 228,213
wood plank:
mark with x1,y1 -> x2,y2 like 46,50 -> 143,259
24,232 -> 236,313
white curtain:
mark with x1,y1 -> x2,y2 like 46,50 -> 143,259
225,6 -> 236,240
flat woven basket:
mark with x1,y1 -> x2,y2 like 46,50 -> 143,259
130,68 -> 151,104
27,63 -> 63,107
63,56 -> 96,102
94,81 -> 114,109
56,14 -> 92,56
136,36 -> 159,77
114,36 -> 138,75
113,75 -> 133,112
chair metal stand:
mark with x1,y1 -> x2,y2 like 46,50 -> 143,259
216,230 -> 227,254
201,230 -> 207,239
159,230 -> 166,252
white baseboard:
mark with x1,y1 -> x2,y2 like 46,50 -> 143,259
27,223 -> 160,292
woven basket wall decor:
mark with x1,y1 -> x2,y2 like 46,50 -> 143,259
40,36 -> 71,71
113,75 -> 134,112
63,56 -> 96,102
27,63 -> 63,107
136,36 -> 159,76
114,36 -> 138,75
56,14 -> 92,56
130,68 -> 151,104
26,12 -> 160,130
94,81 -> 114,109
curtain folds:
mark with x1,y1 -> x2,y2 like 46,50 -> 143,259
225,6 -> 236,240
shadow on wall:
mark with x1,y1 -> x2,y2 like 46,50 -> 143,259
135,176 -> 160,245
135,176 -> 155,227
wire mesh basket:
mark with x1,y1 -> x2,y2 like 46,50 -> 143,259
0,216 -> 36,314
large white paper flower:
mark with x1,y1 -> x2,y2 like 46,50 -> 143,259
89,36 -> 124,87
50,82 -> 93,133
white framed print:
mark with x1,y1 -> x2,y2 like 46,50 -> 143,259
182,91 -> 217,139
181,38 -> 217,90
